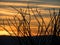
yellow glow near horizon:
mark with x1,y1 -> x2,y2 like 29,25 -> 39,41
0,31 -> 10,35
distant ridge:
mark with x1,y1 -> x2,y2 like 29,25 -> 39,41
0,35 -> 60,45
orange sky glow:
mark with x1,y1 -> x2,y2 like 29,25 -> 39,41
0,1 -> 60,36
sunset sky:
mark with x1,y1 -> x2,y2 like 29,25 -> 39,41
0,0 -> 60,36
0,0 -> 60,6
0,0 -> 60,8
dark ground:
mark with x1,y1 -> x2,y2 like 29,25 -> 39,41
0,35 -> 60,45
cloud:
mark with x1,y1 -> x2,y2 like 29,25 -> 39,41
0,0 -> 60,6
0,0 -> 35,1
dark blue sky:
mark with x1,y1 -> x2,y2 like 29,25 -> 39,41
0,0 -> 60,2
